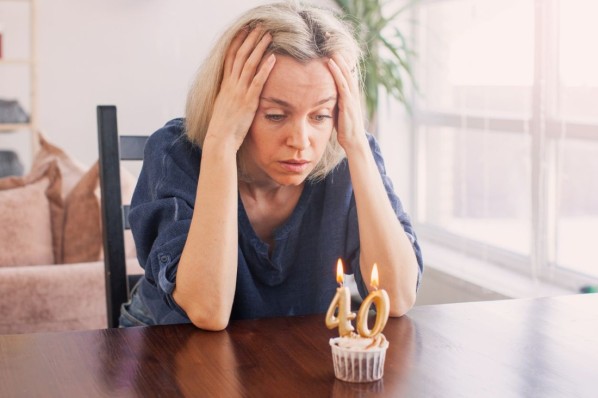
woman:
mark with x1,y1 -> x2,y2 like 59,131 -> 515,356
122,1 -> 422,329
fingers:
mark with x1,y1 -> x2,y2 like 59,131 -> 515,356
328,54 -> 359,96
224,28 -> 249,78
248,54 -> 277,97
328,54 -> 365,143
210,26 -> 276,149
239,32 -> 273,84
231,26 -> 265,79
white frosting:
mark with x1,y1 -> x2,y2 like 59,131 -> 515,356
331,334 -> 388,351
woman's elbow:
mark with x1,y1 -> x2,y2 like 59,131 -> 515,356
187,309 -> 230,331
173,289 -> 231,331
389,289 -> 417,317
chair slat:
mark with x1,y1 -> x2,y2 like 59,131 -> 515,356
123,205 -> 131,230
120,136 -> 147,160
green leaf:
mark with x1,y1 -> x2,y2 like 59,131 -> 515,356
331,0 -> 418,121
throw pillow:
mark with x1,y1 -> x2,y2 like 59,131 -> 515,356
31,133 -> 86,199
0,161 -> 63,267
62,162 -> 102,264
63,161 -> 137,264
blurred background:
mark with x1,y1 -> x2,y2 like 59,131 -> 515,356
1,0 -> 596,305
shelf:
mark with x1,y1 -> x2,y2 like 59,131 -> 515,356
0,0 -> 36,159
0,123 -> 33,132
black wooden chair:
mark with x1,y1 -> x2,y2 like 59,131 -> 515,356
97,105 -> 148,328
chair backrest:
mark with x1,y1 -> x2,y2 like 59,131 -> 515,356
96,105 -> 148,328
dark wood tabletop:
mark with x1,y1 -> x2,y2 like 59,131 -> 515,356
1,293 -> 597,398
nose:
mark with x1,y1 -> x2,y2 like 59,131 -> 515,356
286,120 -> 310,150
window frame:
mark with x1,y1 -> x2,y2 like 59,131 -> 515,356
409,0 -> 598,290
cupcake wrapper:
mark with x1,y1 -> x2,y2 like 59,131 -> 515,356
329,338 -> 388,383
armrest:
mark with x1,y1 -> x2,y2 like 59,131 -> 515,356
0,261 -> 106,334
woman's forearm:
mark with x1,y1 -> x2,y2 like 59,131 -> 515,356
173,27 -> 275,330
173,136 -> 239,331
345,138 -> 419,317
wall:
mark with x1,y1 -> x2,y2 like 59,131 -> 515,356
40,0 -> 272,168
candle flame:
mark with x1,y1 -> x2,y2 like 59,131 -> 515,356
371,263 -> 379,289
336,258 -> 344,284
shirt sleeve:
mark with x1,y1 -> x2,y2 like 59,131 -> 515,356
346,133 -> 423,299
128,119 -> 198,315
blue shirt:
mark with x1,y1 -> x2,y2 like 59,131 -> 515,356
129,118 -> 422,325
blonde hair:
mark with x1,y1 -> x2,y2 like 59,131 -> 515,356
185,1 -> 363,180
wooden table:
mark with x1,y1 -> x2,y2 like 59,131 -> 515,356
1,294 -> 597,397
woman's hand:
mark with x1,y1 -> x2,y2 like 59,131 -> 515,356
327,54 -> 367,152
206,26 -> 276,151
329,55 -> 418,316
176,27 -> 275,330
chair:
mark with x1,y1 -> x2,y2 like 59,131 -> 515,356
97,105 -> 148,328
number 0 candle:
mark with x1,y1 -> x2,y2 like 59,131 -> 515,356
325,259 -> 356,337
356,264 -> 390,338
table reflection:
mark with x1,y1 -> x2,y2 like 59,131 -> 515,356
174,328 -> 242,397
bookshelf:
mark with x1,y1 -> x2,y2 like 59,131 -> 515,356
0,0 -> 37,156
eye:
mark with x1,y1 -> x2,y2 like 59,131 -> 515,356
313,114 -> 333,123
265,114 -> 285,122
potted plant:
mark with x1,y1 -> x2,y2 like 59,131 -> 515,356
332,0 -> 416,130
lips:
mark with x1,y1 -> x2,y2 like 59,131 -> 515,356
279,159 -> 310,173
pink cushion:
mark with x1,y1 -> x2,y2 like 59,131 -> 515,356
63,161 -> 137,264
62,162 -> 102,263
0,161 -> 63,266
31,133 -> 86,199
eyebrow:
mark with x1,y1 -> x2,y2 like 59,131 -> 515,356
259,96 -> 337,108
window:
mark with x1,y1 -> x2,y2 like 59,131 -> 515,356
412,0 -> 598,286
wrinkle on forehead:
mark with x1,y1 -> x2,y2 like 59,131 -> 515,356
260,55 -> 337,109
260,95 -> 336,108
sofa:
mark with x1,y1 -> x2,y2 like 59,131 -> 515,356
0,134 -> 141,334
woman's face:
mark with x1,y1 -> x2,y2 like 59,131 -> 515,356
241,55 -> 337,187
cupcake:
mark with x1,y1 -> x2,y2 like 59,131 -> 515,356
329,333 -> 389,382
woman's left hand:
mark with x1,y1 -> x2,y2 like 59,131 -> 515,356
329,55 -> 419,317
328,54 -> 367,152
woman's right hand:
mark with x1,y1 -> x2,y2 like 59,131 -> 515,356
175,27 -> 274,330
205,26 -> 276,151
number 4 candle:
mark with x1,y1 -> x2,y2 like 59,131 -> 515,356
325,259 -> 356,337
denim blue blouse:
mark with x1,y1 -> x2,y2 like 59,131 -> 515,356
128,118 -> 423,325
